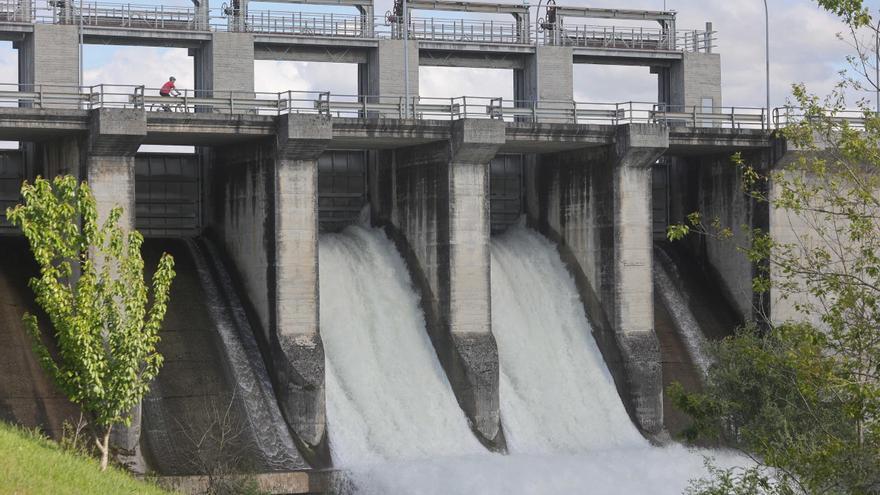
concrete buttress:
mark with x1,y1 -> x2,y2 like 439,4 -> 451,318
529,123 -> 668,438
379,119 -> 506,450
209,114 -> 330,466
274,114 -> 328,458
610,124 -> 668,436
86,108 -> 148,469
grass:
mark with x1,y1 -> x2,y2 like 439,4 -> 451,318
0,421 -> 171,495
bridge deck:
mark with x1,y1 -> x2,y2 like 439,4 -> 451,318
0,108 -> 771,153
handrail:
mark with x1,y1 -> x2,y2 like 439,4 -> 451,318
0,0 -> 717,52
772,107 -> 876,129
0,83 -> 775,129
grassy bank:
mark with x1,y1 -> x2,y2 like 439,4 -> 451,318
0,421 -> 170,495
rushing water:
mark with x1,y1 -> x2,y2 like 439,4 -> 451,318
321,222 -> 741,494
490,224 -> 645,454
319,224 -> 485,466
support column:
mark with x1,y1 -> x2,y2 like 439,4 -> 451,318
611,124 -> 668,435
273,114 -> 328,460
208,114 -> 330,465
16,24 -> 79,91
379,119 -> 506,449
86,108 -> 147,469
86,109 -> 146,231
361,39 -> 419,100
529,123 -> 668,437
193,32 -> 255,96
514,46 -> 573,122
654,52 -> 722,111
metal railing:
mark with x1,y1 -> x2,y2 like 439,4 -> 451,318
31,1 -> 201,29
241,10 -> 367,37
0,83 -> 773,130
392,16 -> 529,44
0,0 -> 30,22
772,107 -> 875,129
544,24 -> 715,53
77,2 -> 197,30
0,0 -> 716,52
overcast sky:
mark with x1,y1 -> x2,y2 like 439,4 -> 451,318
1,0 -> 878,108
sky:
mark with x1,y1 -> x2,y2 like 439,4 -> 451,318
0,0 -> 879,109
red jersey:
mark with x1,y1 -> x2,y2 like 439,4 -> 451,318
160,81 -> 175,95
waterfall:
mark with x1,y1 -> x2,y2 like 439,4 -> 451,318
322,222 -> 743,494
319,224 -> 485,466
490,223 -> 645,453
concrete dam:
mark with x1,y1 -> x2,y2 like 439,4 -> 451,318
0,0 -> 788,491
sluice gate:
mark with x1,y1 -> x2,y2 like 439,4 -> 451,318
489,154 -> 523,234
136,153 -> 201,238
317,150 -> 367,232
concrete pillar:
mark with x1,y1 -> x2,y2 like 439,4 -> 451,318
515,46 -> 573,103
529,124 -> 669,437
361,39 -> 419,100
86,108 -> 147,469
273,114 -> 328,459
611,125 -> 668,435
655,52 -> 722,111
86,109 -> 146,231
16,24 -> 79,91
193,32 -> 255,96
208,114 -> 330,465
376,119 -> 506,449
514,46 -> 573,123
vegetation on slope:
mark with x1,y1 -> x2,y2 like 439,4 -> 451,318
0,421 -> 170,495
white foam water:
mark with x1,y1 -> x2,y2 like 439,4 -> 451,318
323,222 -> 743,494
490,223 -> 645,453
319,224 -> 485,466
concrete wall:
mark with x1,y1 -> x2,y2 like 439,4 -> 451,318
666,150 -> 770,323
659,52 -> 722,110
208,114 -> 330,465
515,46 -> 574,103
528,124 -> 668,437
194,32 -> 255,95
372,119 -> 505,449
86,109 -> 146,231
361,39 -> 419,99
767,143 -> 836,327
17,24 -> 79,88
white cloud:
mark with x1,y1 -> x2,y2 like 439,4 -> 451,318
420,67 -> 513,99
254,60 -> 357,94
83,46 -> 193,92
0,42 -> 16,87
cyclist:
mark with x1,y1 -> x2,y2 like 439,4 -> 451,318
159,76 -> 180,111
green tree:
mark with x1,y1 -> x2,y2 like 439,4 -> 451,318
666,3 -> 880,493
6,175 -> 176,471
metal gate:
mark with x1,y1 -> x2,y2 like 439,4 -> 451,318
0,151 -> 23,231
318,150 -> 367,232
652,159 -> 670,240
490,154 -> 523,234
135,153 -> 200,237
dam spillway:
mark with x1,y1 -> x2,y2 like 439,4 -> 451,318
321,222 -> 743,494
490,223 -> 643,454
0,0 -> 800,490
318,224 -> 484,465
